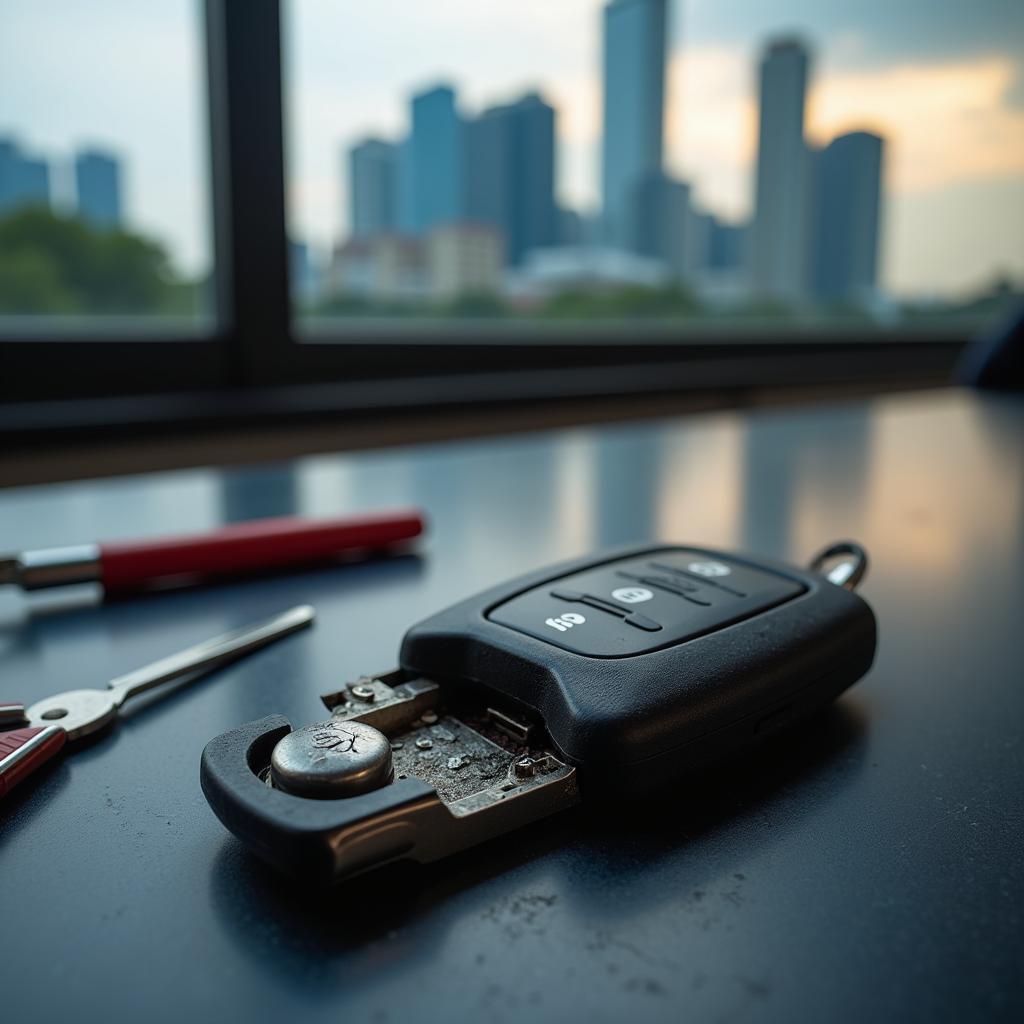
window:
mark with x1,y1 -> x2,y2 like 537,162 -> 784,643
0,0 -> 213,330
2,2 -> 1015,410
285,0 -> 1024,336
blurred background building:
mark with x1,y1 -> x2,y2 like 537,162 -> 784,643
751,38 -> 811,302
349,138 -> 399,239
74,149 -> 122,228
465,92 -> 557,267
0,137 -> 51,213
601,0 -> 668,253
403,85 -> 464,233
811,131 -> 884,305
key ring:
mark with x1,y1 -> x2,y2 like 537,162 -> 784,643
808,541 -> 868,591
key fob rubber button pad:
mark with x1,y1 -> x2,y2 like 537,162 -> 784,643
488,549 -> 804,657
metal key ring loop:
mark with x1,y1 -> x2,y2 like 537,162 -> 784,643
807,541 -> 869,591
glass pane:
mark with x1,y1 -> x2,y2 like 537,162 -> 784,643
0,0 -> 213,330
285,0 -> 1024,336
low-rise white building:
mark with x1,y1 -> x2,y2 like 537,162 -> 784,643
329,224 -> 503,304
504,245 -> 673,304
426,224 -> 503,300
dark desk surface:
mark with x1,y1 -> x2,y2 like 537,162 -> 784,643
2,389 -> 1021,1023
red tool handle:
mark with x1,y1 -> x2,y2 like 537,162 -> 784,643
0,726 -> 67,798
98,511 -> 424,595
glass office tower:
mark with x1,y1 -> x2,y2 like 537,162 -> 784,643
465,93 -> 557,266
0,137 -> 51,213
751,38 -> 810,302
74,149 -> 122,227
349,138 -> 399,239
405,85 -> 464,234
601,0 -> 668,252
812,131 -> 884,303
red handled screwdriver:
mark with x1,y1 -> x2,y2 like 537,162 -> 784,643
0,511 -> 424,597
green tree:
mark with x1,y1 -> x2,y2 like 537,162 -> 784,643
435,290 -> 508,318
0,206 -> 195,315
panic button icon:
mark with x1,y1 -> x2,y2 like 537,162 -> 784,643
687,560 -> 731,578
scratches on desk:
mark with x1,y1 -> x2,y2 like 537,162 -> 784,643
468,870 -> 768,1011
478,891 -> 559,942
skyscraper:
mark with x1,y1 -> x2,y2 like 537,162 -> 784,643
75,149 -> 122,227
601,0 -> 668,251
707,219 -> 748,273
405,84 -> 463,233
349,138 -> 398,239
0,137 -> 51,214
633,172 -> 690,276
751,38 -> 811,302
465,93 -> 557,266
811,131 -> 884,303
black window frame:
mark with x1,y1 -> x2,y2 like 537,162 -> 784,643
0,0 -> 970,409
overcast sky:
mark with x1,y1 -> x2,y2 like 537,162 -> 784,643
3,0 -> 1023,298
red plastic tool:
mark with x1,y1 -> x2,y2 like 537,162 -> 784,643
0,511 -> 424,596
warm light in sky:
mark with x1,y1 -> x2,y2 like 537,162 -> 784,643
808,55 -> 1024,191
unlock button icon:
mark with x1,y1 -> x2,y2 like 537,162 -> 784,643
611,586 -> 654,604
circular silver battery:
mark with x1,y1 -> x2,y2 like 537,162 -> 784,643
270,720 -> 393,799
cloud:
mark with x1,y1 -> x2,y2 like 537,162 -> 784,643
667,47 -> 757,219
807,54 -> 1024,192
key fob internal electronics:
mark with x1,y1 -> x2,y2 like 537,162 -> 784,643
201,542 -> 875,883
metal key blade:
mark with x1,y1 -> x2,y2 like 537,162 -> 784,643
107,605 -> 316,707
24,605 -> 316,742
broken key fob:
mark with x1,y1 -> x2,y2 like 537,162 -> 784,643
201,541 -> 875,883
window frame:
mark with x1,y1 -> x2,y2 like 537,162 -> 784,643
0,0 -> 971,409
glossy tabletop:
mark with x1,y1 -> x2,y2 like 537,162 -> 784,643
1,389 -> 1021,1022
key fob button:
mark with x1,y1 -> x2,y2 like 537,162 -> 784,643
641,575 -> 712,604
624,612 -> 662,632
611,585 -> 655,605
686,559 -> 732,578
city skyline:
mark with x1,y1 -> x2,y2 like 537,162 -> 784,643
333,22 -> 884,308
290,0 -> 1024,301
3,0 -> 1022,298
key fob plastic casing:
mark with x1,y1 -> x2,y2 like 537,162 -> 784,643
399,544 -> 875,793
201,542 -> 875,883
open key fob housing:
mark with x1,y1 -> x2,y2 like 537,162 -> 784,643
201,543 -> 875,883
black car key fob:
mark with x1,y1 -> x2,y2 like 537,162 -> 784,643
201,541 -> 875,884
